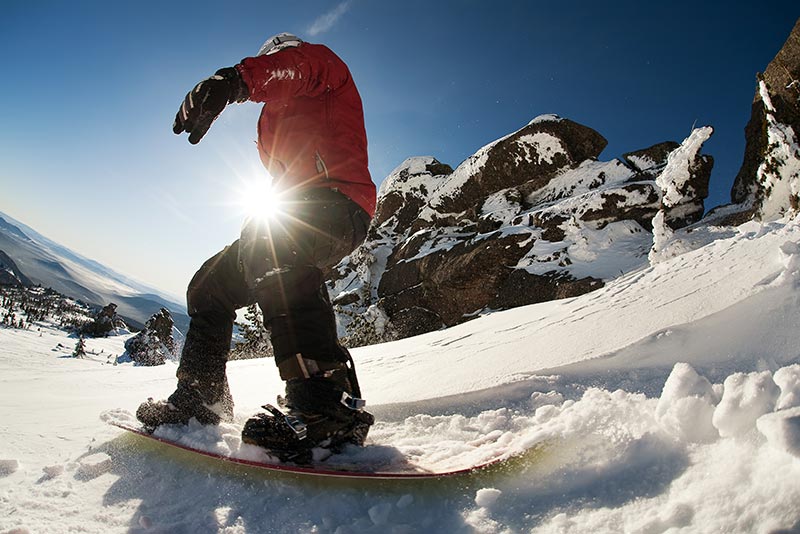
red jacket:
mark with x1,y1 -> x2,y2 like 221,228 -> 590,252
236,43 -> 376,217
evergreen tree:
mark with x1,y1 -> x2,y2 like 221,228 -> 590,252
231,304 -> 272,359
73,336 -> 87,358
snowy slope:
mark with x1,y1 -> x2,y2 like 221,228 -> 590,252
2,216 -> 800,533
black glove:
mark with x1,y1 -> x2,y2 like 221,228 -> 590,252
173,67 -> 249,144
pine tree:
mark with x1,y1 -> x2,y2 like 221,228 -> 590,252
73,336 -> 87,358
231,304 -> 272,359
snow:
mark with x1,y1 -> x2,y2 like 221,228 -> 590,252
528,114 -> 563,125
757,407 -> 800,457
481,190 -> 522,226
0,460 -> 19,476
656,126 -> 713,208
474,488 -> 502,508
512,132 -> 565,165
712,371 -> 781,438
626,153 -> 657,172
655,363 -> 718,443
423,128 -> 520,217
525,159 -> 635,206
377,156 -> 439,198
774,364 -> 800,410
3,216 -> 800,533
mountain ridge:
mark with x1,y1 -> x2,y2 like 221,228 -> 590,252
0,211 -> 188,332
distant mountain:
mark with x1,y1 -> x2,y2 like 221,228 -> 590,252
0,250 -> 33,287
0,211 -> 188,332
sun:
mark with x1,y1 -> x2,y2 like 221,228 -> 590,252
239,175 -> 283,223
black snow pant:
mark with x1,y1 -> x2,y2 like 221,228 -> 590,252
176,187 -> 370,395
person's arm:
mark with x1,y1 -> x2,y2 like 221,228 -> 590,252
236,46 -> 348,102
172,46 -> 348,144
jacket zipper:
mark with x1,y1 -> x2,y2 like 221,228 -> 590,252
315,151 -> 330,180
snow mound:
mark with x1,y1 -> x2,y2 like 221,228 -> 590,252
712,371 -> 780,438
656,363 -> 718,443
757,407 -> 800,457
0,458 -> 20,476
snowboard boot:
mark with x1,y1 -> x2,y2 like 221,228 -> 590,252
136,375 -> 234,431
241,369 -> 374,464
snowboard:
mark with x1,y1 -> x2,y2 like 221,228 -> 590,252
104,410 -> 545,480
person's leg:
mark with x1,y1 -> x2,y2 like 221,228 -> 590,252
240,189 -> 373,456
137,242 -> 250,428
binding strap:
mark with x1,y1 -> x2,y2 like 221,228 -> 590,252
278,353 -> 347,381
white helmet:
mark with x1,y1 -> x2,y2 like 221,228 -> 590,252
257,33 -> 303,56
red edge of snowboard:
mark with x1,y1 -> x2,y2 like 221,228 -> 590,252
110,421 -> 511,480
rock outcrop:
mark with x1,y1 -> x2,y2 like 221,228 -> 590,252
122,307 -> 177,366
335,16 -> 800,344
650,127 -> 716,264
80,303 -> 127,338
330,115 -> 712,343
727,17 -> 800,222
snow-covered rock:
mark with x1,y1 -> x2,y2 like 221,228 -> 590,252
331,115 -> 712,342
329,21 -> 800,346
121,307 -> 178,365
727,18 -> 800,222
80,303 -> 128,338
650,127 -> 715,264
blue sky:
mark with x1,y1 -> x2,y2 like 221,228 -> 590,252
1,1 -> 797,299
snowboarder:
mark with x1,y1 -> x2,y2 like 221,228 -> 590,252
137,33 -> 376,461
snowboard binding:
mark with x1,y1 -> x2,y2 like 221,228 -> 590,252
242,404 -> 311,463
241,396 -> 375,464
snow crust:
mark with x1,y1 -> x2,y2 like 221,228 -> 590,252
3,216 -> 800,533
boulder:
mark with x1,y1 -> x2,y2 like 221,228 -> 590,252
123,308 -> 176,366
80,303 -> 127,337
373,157 -> 453,232
425,116 -> 608,216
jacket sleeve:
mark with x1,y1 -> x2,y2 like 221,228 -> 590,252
235,46 -> 347,103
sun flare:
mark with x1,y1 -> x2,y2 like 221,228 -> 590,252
240,176 -> 283,222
